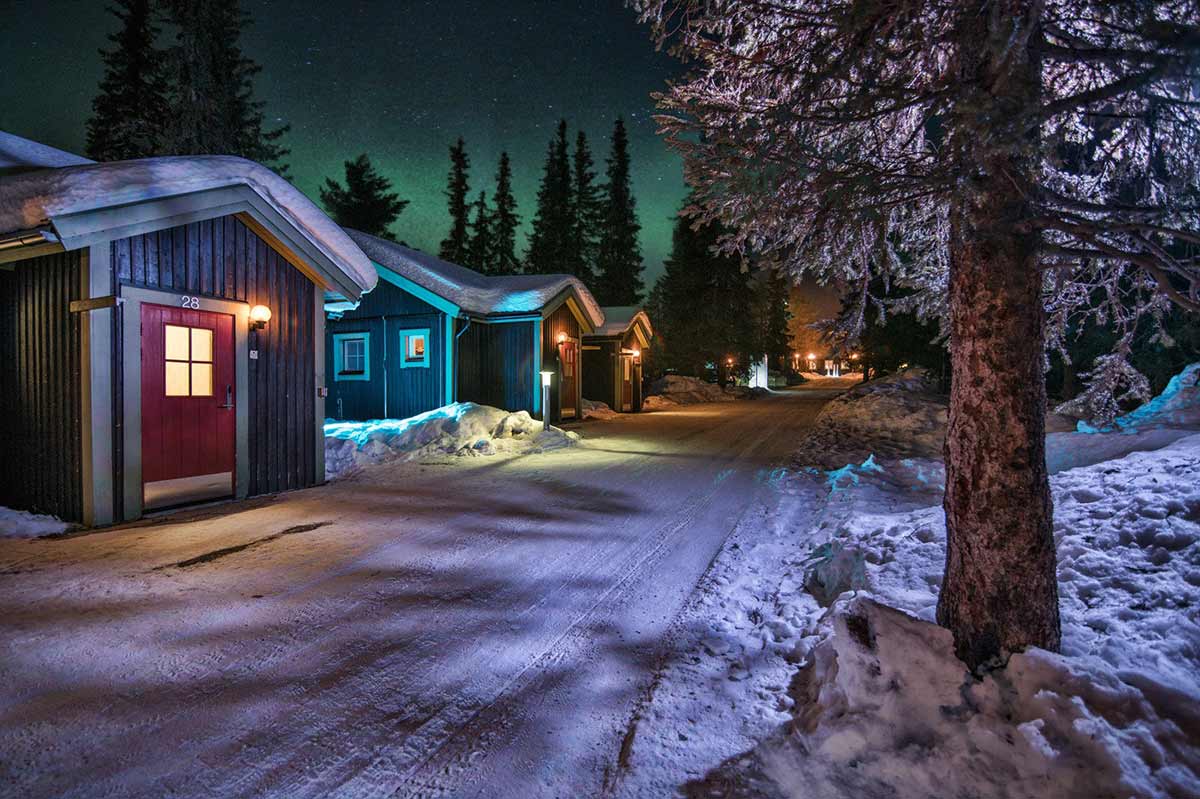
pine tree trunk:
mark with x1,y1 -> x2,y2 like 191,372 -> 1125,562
936,1 -> 1060,669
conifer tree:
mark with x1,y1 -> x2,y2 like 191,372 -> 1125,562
465,191 -> 493,273
85,0 -> 171,161
526,120 -> 573,274
161,0 -> 289,172
595,117 -> 644,305
490,152 -> 522,275
438,137 -> 471,264
319,154 -> 408,240
748,264 -> 792,368
568,130 -> 602,283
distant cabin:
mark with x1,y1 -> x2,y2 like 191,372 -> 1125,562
326,231 -> 604,424
582,307 -> 653,413
0,132 -> 376,526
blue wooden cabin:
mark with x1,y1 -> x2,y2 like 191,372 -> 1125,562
325,230 -> 604,423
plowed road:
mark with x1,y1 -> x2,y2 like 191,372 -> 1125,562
0,388 -> 841,798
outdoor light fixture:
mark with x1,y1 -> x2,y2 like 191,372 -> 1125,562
631,348 -> 641,359
556,332 -> 567,344
250,304 -> 272,330
540,370 -> 554,425
807,352 -> 815,360
541,370 -> 553,387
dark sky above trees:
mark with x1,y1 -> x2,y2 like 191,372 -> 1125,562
0,0 -> 687,280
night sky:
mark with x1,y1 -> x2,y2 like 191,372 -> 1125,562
0,0 -> 688,282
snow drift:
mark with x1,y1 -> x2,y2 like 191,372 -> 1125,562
582,399 -> 619,420
795,368 -> 947,469
0,506 -> 70,539
645,375 -> 740,407
324,402 -> 579,478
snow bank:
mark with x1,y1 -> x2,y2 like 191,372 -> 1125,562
765,434 -> 1200,798
1077,362 -> 1200,433
647,375 -> 739,406
582,398 -> 619,420
795,368 -> 947,469
0,506 -> 70,538
324,402 -> 579,478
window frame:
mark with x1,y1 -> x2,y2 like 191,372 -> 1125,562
332,332 -> 371,382
398,328 -> 431,369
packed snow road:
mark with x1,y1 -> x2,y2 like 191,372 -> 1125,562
0,388 -> 841,799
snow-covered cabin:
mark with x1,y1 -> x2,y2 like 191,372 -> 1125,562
0,132 -> 376,526
329,231 -> 603,424
582,306 -> 652,413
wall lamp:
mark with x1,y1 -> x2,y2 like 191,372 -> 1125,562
250,304 -> 272,331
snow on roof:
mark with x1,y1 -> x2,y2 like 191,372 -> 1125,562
346,229 -> 604,325
0,131 -> 93,175
588,305 -> 653,338
0,145 -> 376,295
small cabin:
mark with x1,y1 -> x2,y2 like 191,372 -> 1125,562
582,306 -> 653,413
328,231 -> 603,424
0,132 -> 376,526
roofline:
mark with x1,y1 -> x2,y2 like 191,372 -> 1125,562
42,185 -> 370,299
582,310 -> 653,342
542,287 -> 596,334
371,259 -> 462,316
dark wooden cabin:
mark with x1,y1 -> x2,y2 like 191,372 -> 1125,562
0,133 -> 375,526
582,307 -> 653,413
334,231 -> 603,424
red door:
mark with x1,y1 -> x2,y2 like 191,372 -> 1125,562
558,340 -> 577,418
141,304 -> 236,509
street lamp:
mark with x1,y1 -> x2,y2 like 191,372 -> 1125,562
540,370 -> 554,425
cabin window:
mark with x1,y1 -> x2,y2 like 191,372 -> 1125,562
398,328 -> 430,369
163,324 -> 213,397
333,333 -> 370,381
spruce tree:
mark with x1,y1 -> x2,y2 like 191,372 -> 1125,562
656,200 -> 752,376
465,191 -> 493,273
568,130 -> 602,283
438,137 -> 471,264
161,0 -> 289,172
85,0 -> 171,161
490,152 -> 522,275
319,154 -> 408,240
525,120 -> 572,274
748,264 -> 792,368
595,117 -> 644,305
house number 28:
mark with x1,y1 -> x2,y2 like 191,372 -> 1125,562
180,296 -> 201,309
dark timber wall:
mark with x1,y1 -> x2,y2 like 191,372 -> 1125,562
582,340 -> 617,409
457,320 -> 536,413
325,278 -> 446,421
0,251 -> 84,521
112,215 -> 318,496
542,303 -> 582,422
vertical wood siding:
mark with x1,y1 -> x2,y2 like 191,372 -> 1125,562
113,215 -> 318,496
325,279 -> 447,421
0,251 -> 84,520
456,320 -> 535,413
542,303 -> 582,421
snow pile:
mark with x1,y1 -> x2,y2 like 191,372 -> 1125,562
765,435 -> 1200,798
795,368 -> 947,469
324,402 -> 579,478
646,375 -> 739,407
582,398 -> 619,420
1077,362 -> 1200,434
0,130 -> 93,174
0,506 -> 71,538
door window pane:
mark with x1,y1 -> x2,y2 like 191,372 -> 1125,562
165,325 -> 190,360
191,328 -> 213,362
191,363 -> 213,396
165,361 -> 190,396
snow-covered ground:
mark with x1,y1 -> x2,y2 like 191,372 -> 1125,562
615,365 -> 1200,798
0,390 -> 838,798
582,398 -> 620,420
323,401 -> 579,478
0,506 -> 70,539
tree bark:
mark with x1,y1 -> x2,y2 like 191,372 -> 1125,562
936,1 -> 1061,669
